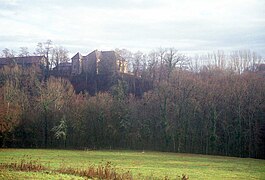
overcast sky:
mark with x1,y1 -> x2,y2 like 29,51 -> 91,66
0,0 -> 265,57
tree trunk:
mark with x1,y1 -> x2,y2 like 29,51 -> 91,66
44,109 -> 48,148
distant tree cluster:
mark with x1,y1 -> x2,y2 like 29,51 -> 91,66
0,44 -> 264,159
1,40 -> 70,69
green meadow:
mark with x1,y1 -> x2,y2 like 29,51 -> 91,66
0,149 -> 264,179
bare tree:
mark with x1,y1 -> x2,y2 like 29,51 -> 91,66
2,48 -> 16,58
228,50 -> 262,73
190,54 -> 200,72
35,40 -> 53,67
213,50 -> 226,69
52,46 -> 70,69
19,47 -> 30,57
157,48 -> 166,82
164,48 -> 188,81
132,51 -> 144,77
35,40 -> 53,79
146,51 -> 159,83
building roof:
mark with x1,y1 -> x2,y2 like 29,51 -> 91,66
71,50 -> 126,63
0,56 -> 45,65
71,52 -> 82,59
99,50 -> 126,61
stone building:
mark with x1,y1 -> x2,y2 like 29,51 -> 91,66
71,50 -> 128,76
0,56 -> 46,69
52,62 -> 72,76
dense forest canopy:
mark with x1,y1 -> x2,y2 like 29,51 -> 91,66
0,42 -> 265,159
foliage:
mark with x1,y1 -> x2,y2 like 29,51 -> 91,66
0,49 -> 264,159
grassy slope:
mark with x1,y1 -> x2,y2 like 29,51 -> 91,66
0,149 -> 264,179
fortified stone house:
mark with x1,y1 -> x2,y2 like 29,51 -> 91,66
0,56 -> 47,69
71,50 -> 128,76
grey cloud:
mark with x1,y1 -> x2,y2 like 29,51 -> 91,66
0,0 -> 264,57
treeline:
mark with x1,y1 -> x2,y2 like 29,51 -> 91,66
0,64 -> 264,158
0,46 -> 265,159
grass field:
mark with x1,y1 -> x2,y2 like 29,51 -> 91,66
0,149 -> 265,179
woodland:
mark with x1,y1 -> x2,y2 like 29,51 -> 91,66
0,41 -> 264,159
